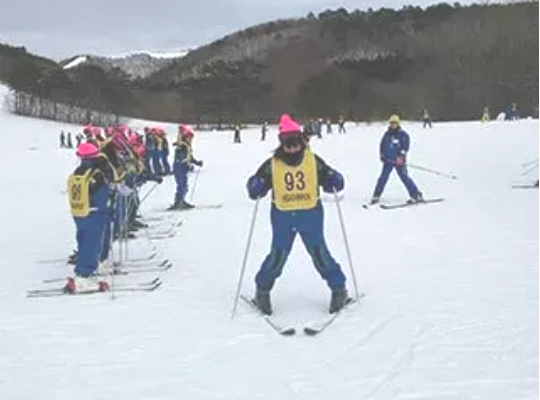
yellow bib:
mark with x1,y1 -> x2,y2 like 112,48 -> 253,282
272,150 -> 318,211
67,169 -> 94,217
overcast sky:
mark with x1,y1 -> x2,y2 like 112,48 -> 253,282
0,0 -> 484,60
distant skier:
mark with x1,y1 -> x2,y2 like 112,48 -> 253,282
421,109 -> 432,128
234,124 -> 242,143
60,131 -> 66,148
481,107 -> 491,122
75,133 -> 83,147
66,132 -> 73,149
338,115 -> 346,133
317,118 -> 324,139
168,124 -> 203,210
65,143 -> 111,293
370,115 -> 423,204
246,114 -> 349,315
505,103 -> 519,121
326,118 -> 333,134
261,121 -> 268,141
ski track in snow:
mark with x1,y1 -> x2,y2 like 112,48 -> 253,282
0,101 -> 537,400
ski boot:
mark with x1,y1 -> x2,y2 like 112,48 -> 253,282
167,201 -> 182,211
369,196 -> 380,205
179,200 -> 195,210
254,289 -> 273,316
131,219 -> 148,229
407,192 -> 424,205
329,288 -> 350,314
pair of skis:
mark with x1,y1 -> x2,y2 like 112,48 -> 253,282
27,277 -> 162,298
362,198 -> 444,210
39,259 -> 173,284
241,294 -> 363,336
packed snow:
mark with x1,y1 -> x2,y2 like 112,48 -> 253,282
0,106 -> 537,399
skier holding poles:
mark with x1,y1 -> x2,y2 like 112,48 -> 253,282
370,114 -> 424,205
245,114 -> 350,315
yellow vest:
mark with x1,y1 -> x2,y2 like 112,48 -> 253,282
67,169 -> 95,217
272,150 -> 318,211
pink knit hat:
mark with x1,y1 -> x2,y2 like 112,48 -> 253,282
76,143 -> 99,159
278,114 -> 301,137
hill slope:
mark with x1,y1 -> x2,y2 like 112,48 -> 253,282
141,2 -> 538,122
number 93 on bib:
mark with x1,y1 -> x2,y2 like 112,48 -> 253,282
272,150 -> 318,211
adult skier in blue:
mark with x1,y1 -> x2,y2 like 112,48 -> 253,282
246,114 -> 349,315
370,115 -> 423,204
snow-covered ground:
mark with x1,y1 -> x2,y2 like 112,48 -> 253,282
0,103 -> 537,400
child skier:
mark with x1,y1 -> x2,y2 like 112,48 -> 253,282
168,125 -> 203,210
246,114 -> 349,315
65,143 -> 111,293
370,115 -> 423,204
160,130 -> 171,175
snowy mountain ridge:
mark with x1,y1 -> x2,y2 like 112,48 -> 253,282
62,49 -> 189,78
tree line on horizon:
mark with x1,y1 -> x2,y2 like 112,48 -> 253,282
0,1 -> 538,124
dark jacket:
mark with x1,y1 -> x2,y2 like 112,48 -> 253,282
380,128 -> 410,162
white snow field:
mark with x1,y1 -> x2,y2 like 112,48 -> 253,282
0,99 -> 537,399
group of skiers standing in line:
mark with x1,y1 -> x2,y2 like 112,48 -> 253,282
65,123 -> 202,293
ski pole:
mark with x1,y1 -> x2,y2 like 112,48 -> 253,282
231,197 -> 260,319
333,189 -> 360,300
139,181 -> 159,205
188,167 -> 201,204
406,163 -> 458,180
521,163 -> 539,176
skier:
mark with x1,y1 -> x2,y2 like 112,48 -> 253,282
481,107 -> 490,122
66,132 -> 73,149
261,121 -> 268,141
168,125 -> 203,210
65,143 -> 111,293
246,114 -> 349,315
160,130 -> 171,175
60,131 -> 66,148
338,116 -> 346,133
144,127 -> 154,176
233,124 -> 242,143
326,118 -> 332,134
317,118 -> 323,138
421,109 -> 432,128
151,128 -> 164,176
370,115 -> 423,204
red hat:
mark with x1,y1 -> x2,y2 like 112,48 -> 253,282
83,124 -> 93,135
179,123 -> 194,138
278,114 -> 301,138
76,143 -> 99,159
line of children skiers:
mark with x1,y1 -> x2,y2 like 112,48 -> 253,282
66,122 -> 205,293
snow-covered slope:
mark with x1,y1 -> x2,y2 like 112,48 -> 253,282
62,49 -> 189,78
0,113 -> 537,399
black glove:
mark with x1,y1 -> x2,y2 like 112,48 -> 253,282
195,160 -> 204,167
